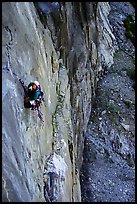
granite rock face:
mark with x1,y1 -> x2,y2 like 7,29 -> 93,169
2,2 -> 117,202
80,2 -> 135,202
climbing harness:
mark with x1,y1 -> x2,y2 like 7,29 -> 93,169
19,79 -> 28,94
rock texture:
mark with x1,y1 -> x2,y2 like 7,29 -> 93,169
2,2 -> 117,202
80,2 -> 135,202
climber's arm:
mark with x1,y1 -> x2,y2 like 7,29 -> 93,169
28,82 -> 33,91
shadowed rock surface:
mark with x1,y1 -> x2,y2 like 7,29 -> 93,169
80,2 -> 135,202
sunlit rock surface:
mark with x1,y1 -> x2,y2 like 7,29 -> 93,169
2,2 -> 117,202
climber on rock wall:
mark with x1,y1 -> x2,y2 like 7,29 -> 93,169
19,79 -> 45,110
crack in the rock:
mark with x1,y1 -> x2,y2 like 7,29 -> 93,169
5,26 -> 14,46
2,176 -> 11,202
4,26 -> 14,75
5,45 -> 13,77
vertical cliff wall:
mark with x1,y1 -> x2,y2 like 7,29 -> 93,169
2,2 -> 117,202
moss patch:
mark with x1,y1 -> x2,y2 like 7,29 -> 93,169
127,66 -> 135,81
124,100 -> 132,108
123,14 -> 135,45
105,103 -> 120,125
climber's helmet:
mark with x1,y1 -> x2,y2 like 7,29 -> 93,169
33,81 -> 40,90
